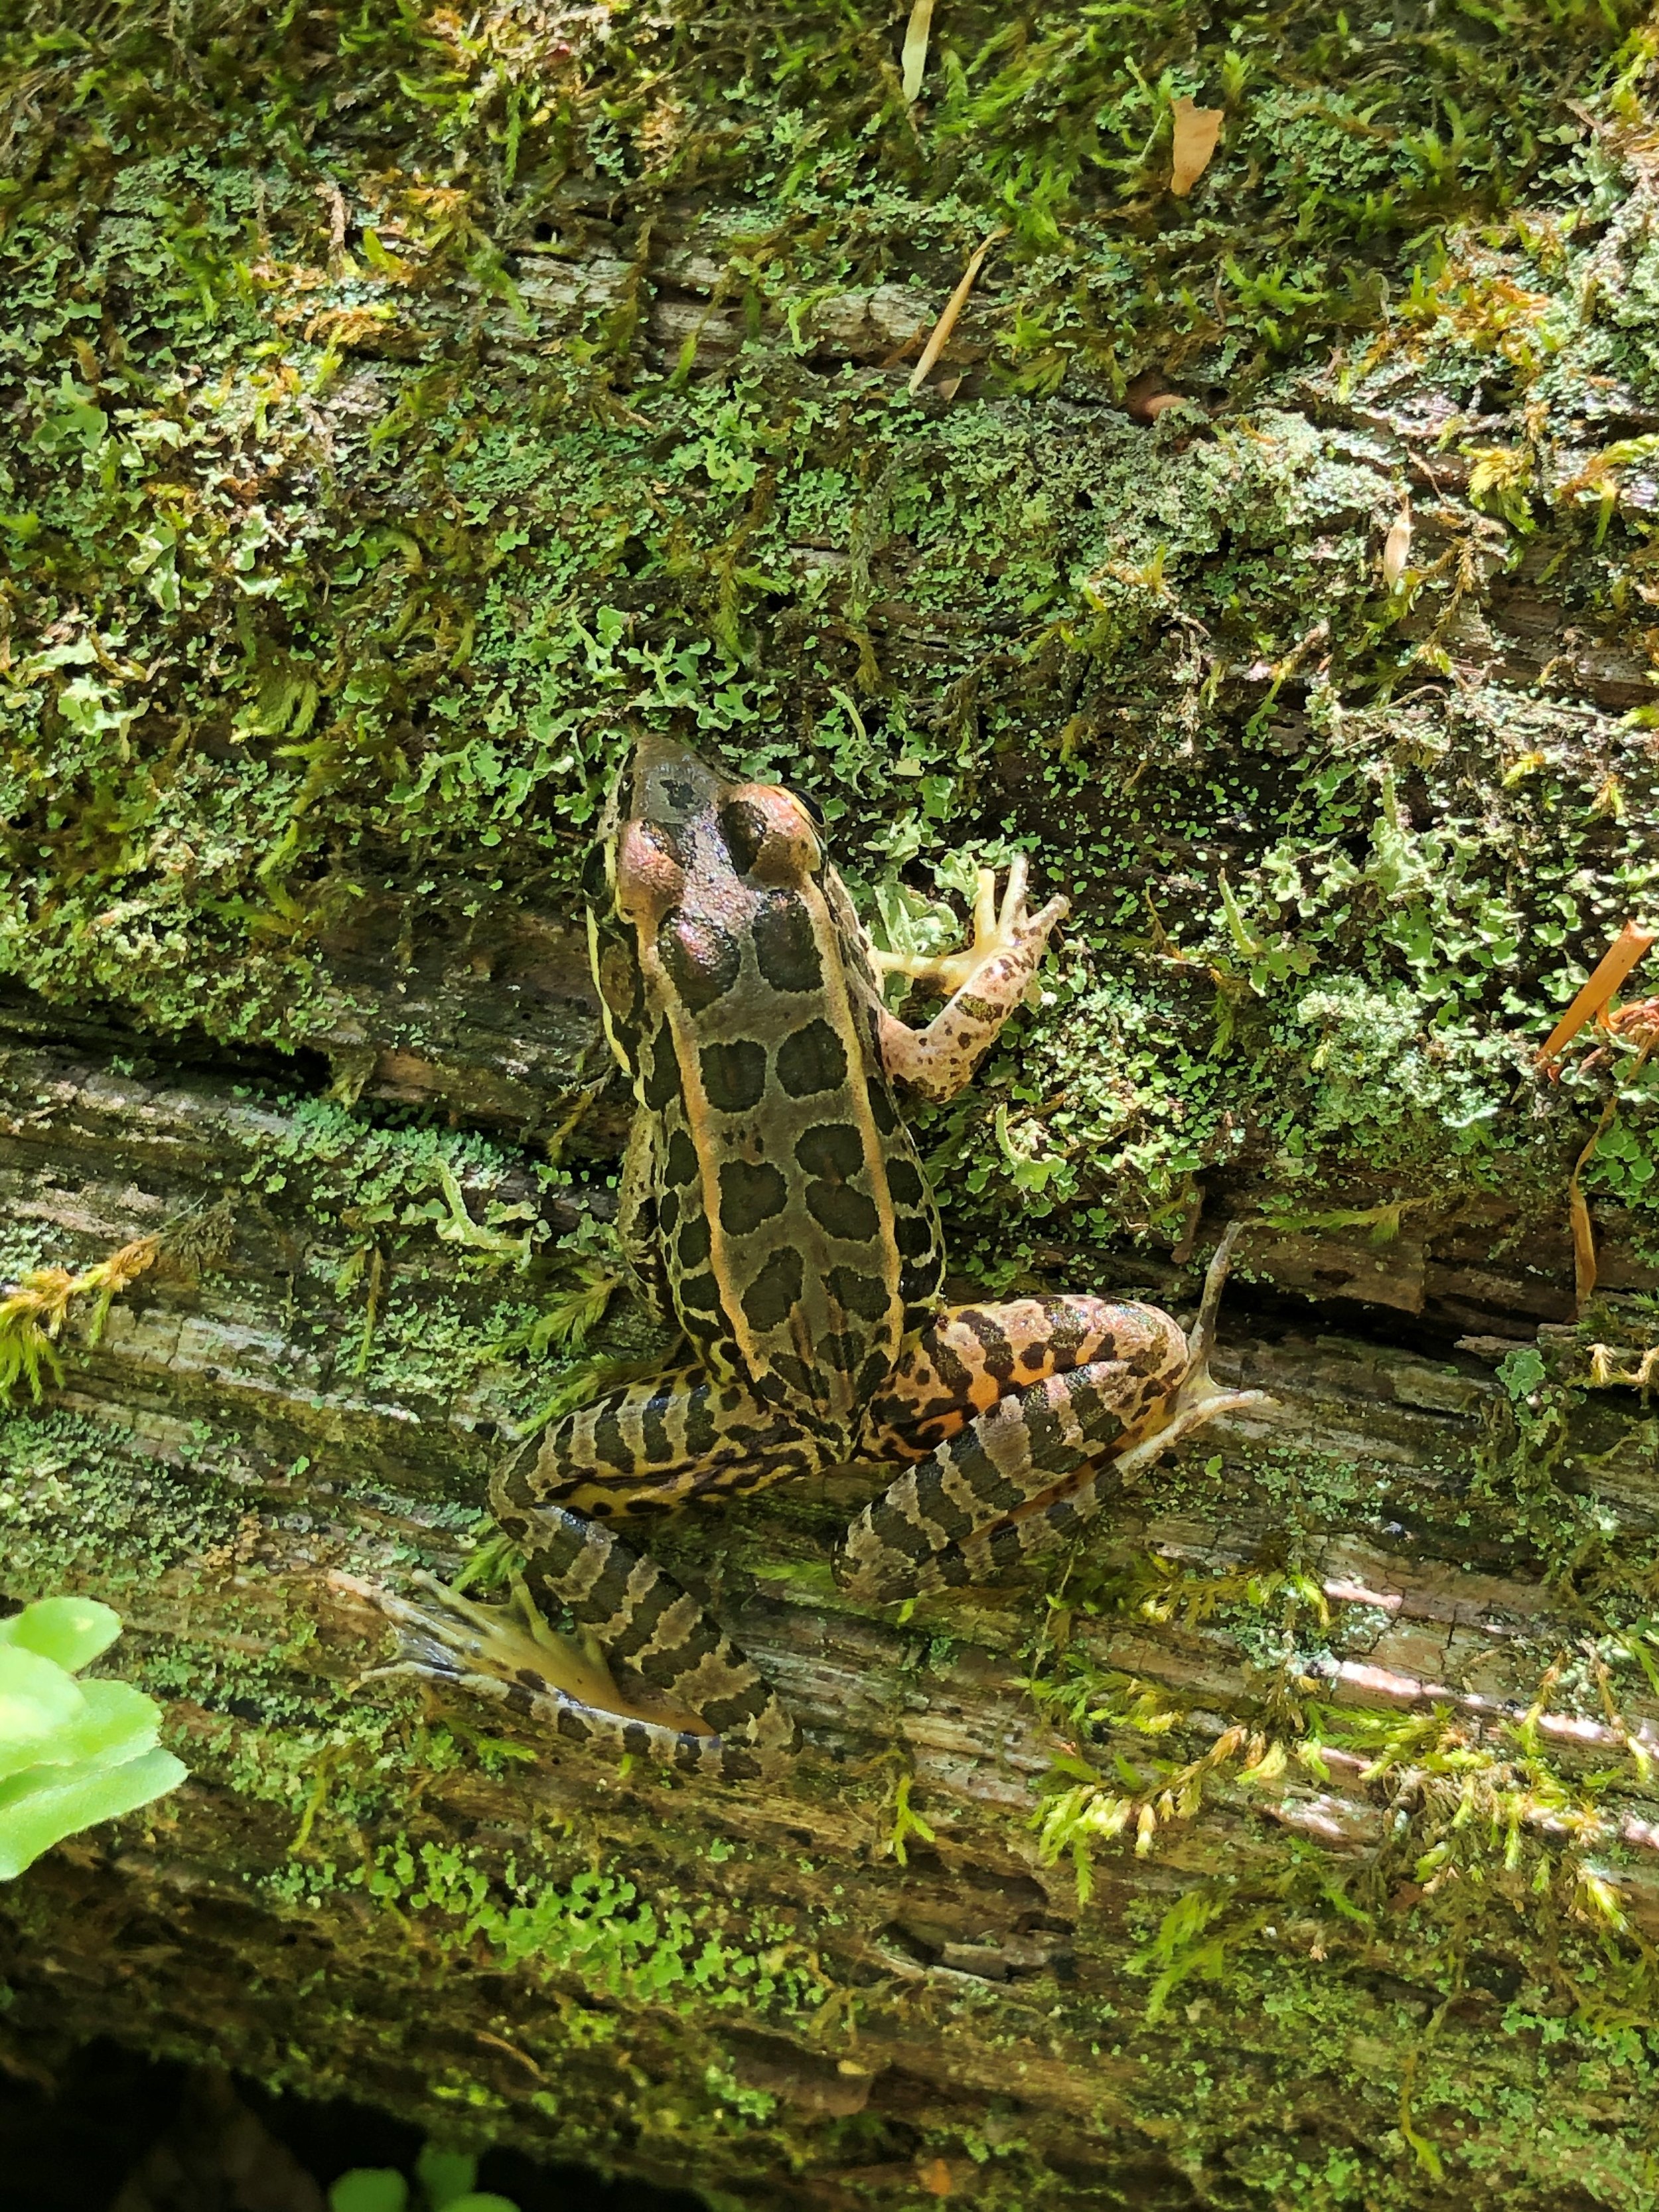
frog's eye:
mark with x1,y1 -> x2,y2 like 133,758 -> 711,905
721,787 -> 821,882
719,798 -> 772,875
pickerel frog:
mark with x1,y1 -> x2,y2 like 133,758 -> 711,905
368,737 -> 1260,1777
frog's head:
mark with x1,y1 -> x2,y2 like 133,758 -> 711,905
626,732 -> 727,840
617,736 -> 827,918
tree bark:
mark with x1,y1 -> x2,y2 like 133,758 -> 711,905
4,941 -> 1659,2206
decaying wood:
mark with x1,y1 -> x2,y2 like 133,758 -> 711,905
3,938 -> 1659,2205
5,103 -> 1659,2206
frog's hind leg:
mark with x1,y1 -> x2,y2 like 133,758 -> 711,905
1112,1222 -> 1268,1477
841,1300 -> 1187,1604
841,1232 -> 1267,1604
538,1364 -> 826,1518
861,1293 -> 1179,1465
411,1499 -> 802,1779
355,1370 -> 822,1781
355,1520 -> 799,1782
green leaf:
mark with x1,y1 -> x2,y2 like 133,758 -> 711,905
46,1678 -> 165,1771
440,2197 -> 519,2212
0,1745 -> 187,1880
415,2147 -> 478,2209
1496,1346 -> 1547,1402
0,1596 -> 122,1672
330,2172 -> 409,2212
0,1646 -> 85,1780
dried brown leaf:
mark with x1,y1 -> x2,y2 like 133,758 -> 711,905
1570,1181 -> 1598,1314
1171,98 -> 1224,196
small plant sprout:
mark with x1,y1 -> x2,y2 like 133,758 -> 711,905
0,1595 -> 186,1880
328,2138 -> 519,2212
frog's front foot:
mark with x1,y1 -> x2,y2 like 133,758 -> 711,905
1111,1222 -> 1271,1479
872,858 -> 1068,995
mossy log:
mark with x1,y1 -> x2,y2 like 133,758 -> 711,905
4,974 -> 1659,2211
7,1 -> 1659,2204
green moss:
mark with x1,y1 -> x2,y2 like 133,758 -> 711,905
0,1408 -> 245,1590
0,0 -> 1655,1273
7,3 -> 1659,2197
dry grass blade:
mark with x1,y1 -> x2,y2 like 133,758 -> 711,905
1569,1100 -> 1617,1315
1382,504 -> 1413,587
900,0 -> 936,102
908,229 -> 1006,396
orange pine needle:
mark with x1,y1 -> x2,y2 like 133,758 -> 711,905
908,230 -> 1005,396
1536,920 -> 1657,1071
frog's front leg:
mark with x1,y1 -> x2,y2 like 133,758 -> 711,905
871,860 -> 1069,1104
360,1370 -> 824,1780
840,1232 -> 1266,1603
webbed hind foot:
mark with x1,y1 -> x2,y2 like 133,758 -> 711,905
336,1537 -> 799,1783
1110,1221 -> 1271,1480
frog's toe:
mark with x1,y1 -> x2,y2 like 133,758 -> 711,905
343,1574 -> 557,1716
1016,891 -> 1069,952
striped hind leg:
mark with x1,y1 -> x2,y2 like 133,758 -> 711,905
840,1299 -> 1187,1605
841,1234 -> 1267,1605
530,1363 -> 826,1517
359,1370 -> 824,1779
358,1530 -> 800,1781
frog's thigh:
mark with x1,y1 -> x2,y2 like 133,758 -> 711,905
841,1313 -> 1186,1605
527,1366 -> 826,1517
865,1297 -> 1184,1461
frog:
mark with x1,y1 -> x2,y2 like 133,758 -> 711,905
362,735 -> 1263,1779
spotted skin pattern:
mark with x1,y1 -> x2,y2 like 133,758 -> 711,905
374,737 -> 1236,1780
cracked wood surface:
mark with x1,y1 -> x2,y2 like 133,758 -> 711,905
5,177 -> 1659,2212
3,992 -> 1658,2208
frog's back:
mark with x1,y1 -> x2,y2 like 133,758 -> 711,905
588,738 -> 944,1433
